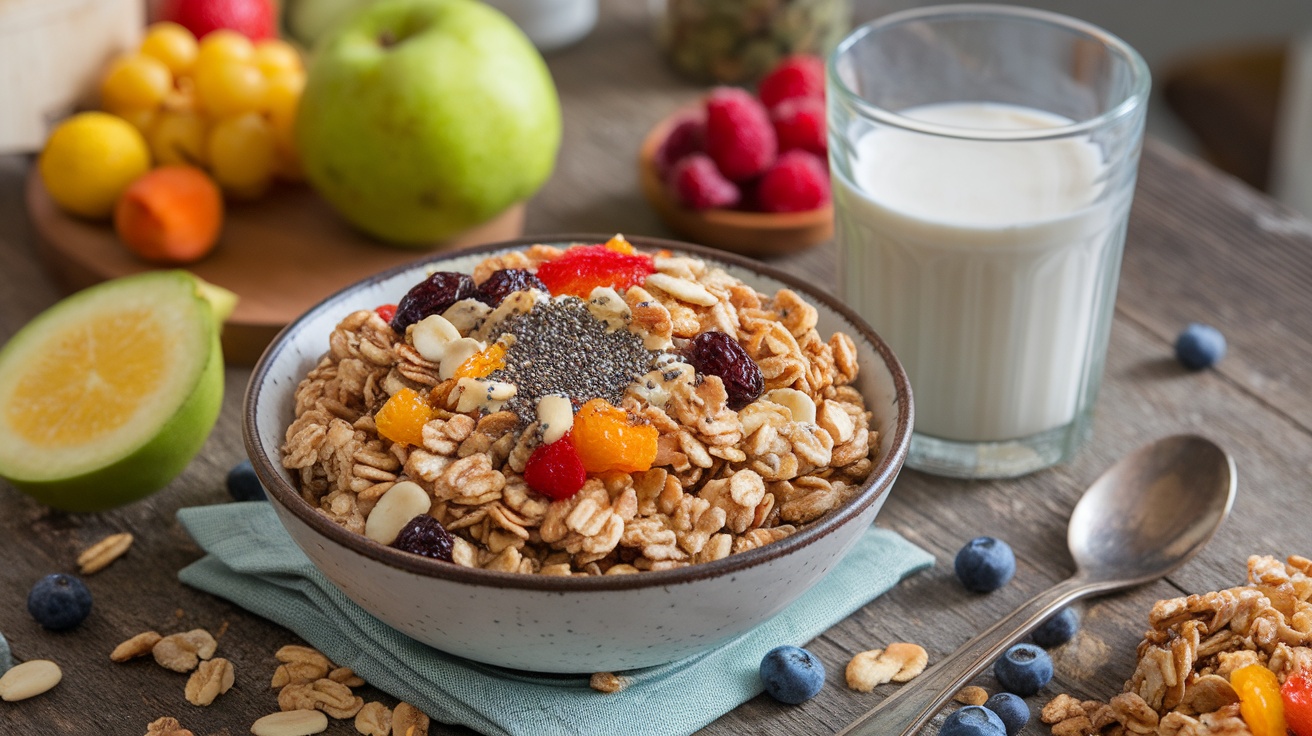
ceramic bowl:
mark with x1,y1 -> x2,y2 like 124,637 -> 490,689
638,109 -> 834,257
244,234 -> 911,673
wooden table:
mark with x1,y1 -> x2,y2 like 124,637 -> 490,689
2,2 -> 1311,734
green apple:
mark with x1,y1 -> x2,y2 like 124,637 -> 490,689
284,0 -> 378,49
296,0 -> 562,245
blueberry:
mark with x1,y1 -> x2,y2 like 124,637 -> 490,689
27,574 -> 92,631
939,705 -> 1007,736
1032,607 -> 1079,648
0,630 -> 12,675
1175,323 -> 1226,370
226,459 -> 267,502
984,692 -> 1030,736
993,643 -> 1053,696
954,537 -> 1016,593
759,645 -> 825,704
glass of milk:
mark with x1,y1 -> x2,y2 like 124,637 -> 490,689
828,5 -> 1150,478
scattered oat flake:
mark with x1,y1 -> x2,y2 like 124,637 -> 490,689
77,532 -> 133,574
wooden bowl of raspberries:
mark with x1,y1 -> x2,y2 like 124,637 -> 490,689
639,56 -> 833,258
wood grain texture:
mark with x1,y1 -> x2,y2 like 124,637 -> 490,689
1,1 -> 1311,734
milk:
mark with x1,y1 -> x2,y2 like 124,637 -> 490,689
835,102 -> 1129,443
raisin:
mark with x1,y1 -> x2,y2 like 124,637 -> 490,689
391,515 -> 455,562
684,331 -> 764,410
390,272 -> 477,332
476,268 -> 547,307
523,433 -> 587,501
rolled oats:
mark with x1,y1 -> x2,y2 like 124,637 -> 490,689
144,717 -> 194,736
955,685 -> 989,706
590,672 -> 627,693
77,532 -> 134,574
282,241 -> 880,575
355,701 -> 392,736
112,631 -> 163,662
1044,553 -> 1312,735
153,629 -> 217,673
391,702 -> 430,736
845,643 -> 928,692
0,659 -> 61,701
184,657 -> 235,706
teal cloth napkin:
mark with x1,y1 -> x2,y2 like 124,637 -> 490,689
176,502 -> 932,736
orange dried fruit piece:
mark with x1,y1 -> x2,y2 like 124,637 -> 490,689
454,342 -> 506,379
603,234 -> 635,254
572,398 -> 658,474
374,387 -> 432,447
1233,663 -> 1288,736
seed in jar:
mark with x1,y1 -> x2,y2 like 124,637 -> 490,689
487,298 -> 655,421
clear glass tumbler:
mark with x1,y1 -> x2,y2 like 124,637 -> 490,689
827,5 -> 1150,478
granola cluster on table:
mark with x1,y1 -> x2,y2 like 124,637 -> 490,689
280,237 -> 877,575
1042,554 -> 1312,736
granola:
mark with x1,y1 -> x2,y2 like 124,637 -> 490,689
1043,554 -> 1312,735
281,238 -> 879,574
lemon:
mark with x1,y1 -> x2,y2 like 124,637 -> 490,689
0,272 -> 230,512
39,112 -> 151,219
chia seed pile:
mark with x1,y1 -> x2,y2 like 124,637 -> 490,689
487,297 -> 659,420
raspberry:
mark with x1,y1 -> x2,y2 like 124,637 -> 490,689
536,244 -> 655,298
476,268 -> 547,307
759,55 -> 825,110
684,331 -> 764,410
654,115 -> 705,176
668,154 -> 740,210
704,87 -> 777,182
391,515 -> 454,562
1282,669 -> 1312,736
756,150 -> 831,213
772,97 -> 827,155
523,433 -> 587,501
391,272 -> 477,332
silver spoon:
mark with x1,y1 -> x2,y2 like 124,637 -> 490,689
837,434 -> 1236,736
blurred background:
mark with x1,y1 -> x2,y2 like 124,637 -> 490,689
6,0 -> 1312,213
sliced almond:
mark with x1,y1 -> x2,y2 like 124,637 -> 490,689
364,481 -> 432,545
0,659 -> 62,701
411,315 -> 460,362
765,388 -> 817,424
645,272 -> 718,306
536,394 -> 574,445
250,709 -> 328,736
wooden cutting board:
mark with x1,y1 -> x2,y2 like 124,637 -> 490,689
25,171 -> 526,364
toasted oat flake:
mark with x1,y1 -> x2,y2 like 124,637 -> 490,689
77,532 -> 133,574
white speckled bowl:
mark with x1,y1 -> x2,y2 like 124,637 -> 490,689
244,234 -> 912,673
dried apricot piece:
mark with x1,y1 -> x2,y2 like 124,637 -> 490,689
536,244 -> 654,298
603,234 -> 635,254
454,342 -> 506,379
1233,663 -> 1287,736
374,387 -> 432,447
571,398 -> 657,473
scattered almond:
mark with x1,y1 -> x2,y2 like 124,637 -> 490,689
77,532 -> 134,574
112,631 -> 163,662
0,659 -> 62,701
251,709 -> 328,736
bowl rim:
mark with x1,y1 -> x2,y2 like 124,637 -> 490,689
244,233 -> 912,592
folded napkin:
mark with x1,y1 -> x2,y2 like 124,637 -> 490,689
177,502 -> 932,736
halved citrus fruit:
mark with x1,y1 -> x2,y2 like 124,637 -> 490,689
0,271 -> 227,511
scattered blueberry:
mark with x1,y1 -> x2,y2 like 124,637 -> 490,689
940,705 -> 1007,736
1032,607 -> 1080,648
391,515 -> 455,562
759,645 -> 826,704
27,574 -> 93,631
954,537 -> 1016,593
0,630 -> 12,675
984,692 -> 1030,736
1175,323 -> 1226,370
993,643 -> 1054,697
226,459 -> 267,502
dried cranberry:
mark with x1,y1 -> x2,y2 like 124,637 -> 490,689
374,304 -> 397,323
523,433 -> 587,501
476,268 -> 547,307
390,272 -> 477,332
684,331 -> 764,410
391,515 -> 454,562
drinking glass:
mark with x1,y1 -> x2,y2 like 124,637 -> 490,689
828,4 -> 1150,478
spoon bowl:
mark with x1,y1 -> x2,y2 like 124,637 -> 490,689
839,434 -> 1236,736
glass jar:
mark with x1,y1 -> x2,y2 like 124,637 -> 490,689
653,0 -> 852,85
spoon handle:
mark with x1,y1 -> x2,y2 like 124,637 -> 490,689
836,576 -> 1095,736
